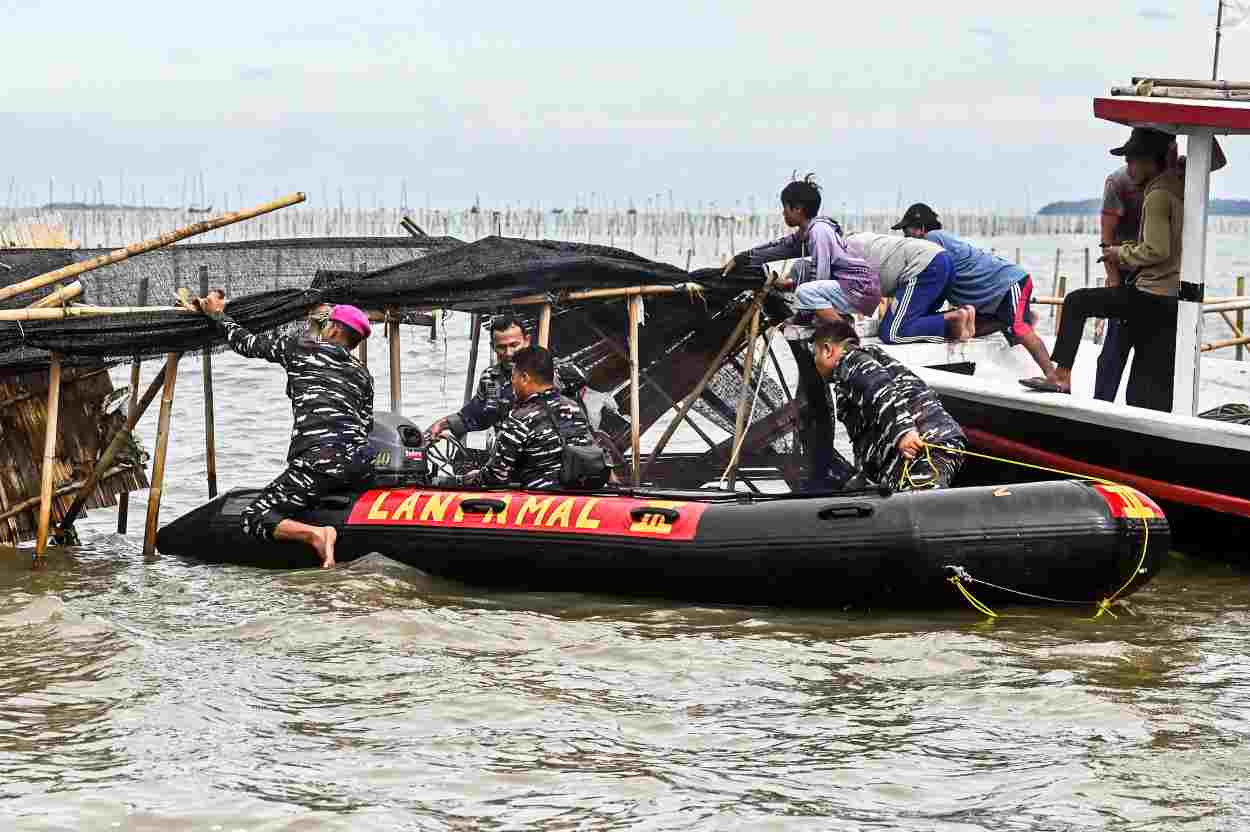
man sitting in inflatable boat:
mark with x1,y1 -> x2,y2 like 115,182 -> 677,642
200,293 -> 375,568
426,315 -> 598,439
811,319 -> 967,491
464,346 -> 610,490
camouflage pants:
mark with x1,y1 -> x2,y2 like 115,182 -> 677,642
241,446 -> 371,541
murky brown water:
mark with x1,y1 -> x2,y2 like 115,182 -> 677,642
3,321 -> 1250,830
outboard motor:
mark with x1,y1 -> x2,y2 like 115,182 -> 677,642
368,412 -> 429,486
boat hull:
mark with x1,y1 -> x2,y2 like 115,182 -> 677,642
157,481 -> 1169,609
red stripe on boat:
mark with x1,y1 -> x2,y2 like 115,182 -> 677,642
965,427 -> 1250,519
346,489 -> 707,540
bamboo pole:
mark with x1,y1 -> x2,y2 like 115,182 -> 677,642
464,313 -> 483,404
507,283 -> 704,307
0,193 -> 306,303
27,281 -> 83,309
34,354 -> 63,560
355,263 -> 369,369
388,310 -> 402,414
199,266 -> 218,499
1203,335 -> 1250,353
1050,249 -> 1061,320
643,272 -> 780,478
143,353 -> 180,557
628,295 -> 642,486
537,303 -> 552,348
0,304 -> 191,322
59,362 -> 169,533
1239,276 -> 1246,362
118,277 -> 148,534
724,311 -> 762,490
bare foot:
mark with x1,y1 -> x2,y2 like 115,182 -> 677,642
961,305 -> 977,341
311,526 -> 338,569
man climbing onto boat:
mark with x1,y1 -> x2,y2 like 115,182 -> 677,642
426,314 -> 594,438
1020,128 -> 1184,411
198,292 -> 375,568
844,231 -> 973,342
723,174 -> 880,323
896,204 -> 1054,377
466,346 -> 608,490
811,319 -> 966,491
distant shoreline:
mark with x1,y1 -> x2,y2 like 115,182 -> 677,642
1039,198 -> 1250,216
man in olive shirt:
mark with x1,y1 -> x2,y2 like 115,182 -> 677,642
1022,128 -> 1183,411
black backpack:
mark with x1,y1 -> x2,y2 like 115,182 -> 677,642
539,397 -> 611,489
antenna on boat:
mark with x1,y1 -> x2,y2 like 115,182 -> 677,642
1214,0 -> 1225,80
1213,1 -> 1250,79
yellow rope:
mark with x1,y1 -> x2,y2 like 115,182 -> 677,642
916,441 -> 1152,621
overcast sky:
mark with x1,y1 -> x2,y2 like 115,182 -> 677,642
4,0 -> 1249,213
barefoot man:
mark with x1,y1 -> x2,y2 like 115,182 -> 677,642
199,292 -> 376,567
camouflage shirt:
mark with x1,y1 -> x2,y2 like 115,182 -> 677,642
479,388 -> 596,490
215,315 -> 375,462
449,360 -> 587,436
829,345 -> 964,486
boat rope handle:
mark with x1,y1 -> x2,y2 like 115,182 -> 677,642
913,441 -> 1152,621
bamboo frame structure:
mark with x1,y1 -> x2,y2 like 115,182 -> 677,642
118,278 -> 149,533
58,362 -> 169,534
0,304 -> 192,322
200,267 -> 218,499
628,295 -> 642,485
508,283 -> 705,307
388,310 -> 402,414
143,353 -> 180,557
0,193 -> 306,304
34,354 -> 63,560
643,273 -> 781,479
0,466 -> 131,527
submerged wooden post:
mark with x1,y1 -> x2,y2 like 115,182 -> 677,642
725,310 -> 762,489
464,313 -> 483,404
199,267 -> 218,499
388,310 -> 402,414
355,263 -> 369,369
1239,275 -> 1246,362
117,278 -> 149,534
537,304 -> 553,348
628,295 -> 642,485
143,353 -> 181,557
35,354 -> 63,561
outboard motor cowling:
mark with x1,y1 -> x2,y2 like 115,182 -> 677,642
369,412 -> 429,486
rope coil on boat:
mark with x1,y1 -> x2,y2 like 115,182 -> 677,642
917,441 -> 1154,621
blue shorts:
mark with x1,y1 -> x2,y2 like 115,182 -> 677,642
795,280 -> 855,314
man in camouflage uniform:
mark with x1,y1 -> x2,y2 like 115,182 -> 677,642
811,319 -> 966,491
470,346 -> 601,490
200,293 -> 375,567
427,314 -> 589,439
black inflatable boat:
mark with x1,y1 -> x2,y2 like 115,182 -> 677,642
157,477 -> 1168,609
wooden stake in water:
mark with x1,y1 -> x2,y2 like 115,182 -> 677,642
117,277 -> 149,534
1050,248 -> 1061,321
35,354 -> 63,562
143,353 -> 181,557
726,310 -> 761,490
388,310 -> 402,414
1055,275 -> 1068,334
199,267 -> 218,499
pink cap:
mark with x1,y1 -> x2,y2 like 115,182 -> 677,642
330,305 -> 372,338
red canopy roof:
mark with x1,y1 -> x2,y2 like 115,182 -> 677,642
1094,96 -> 1250,134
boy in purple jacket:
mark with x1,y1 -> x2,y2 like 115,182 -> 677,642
723,175 -> 881,323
